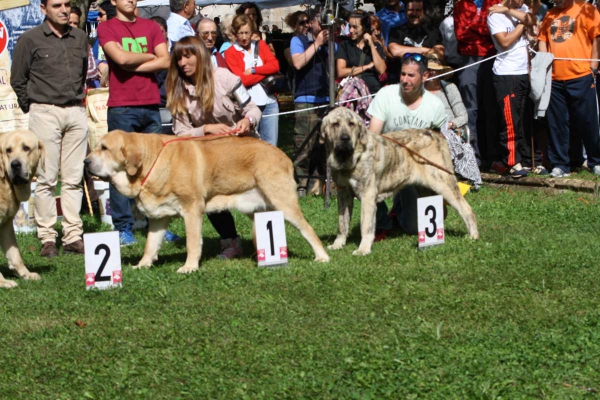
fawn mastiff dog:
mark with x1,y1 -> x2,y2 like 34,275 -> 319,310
0,130 -> 45,288
85,130 -> 329,273
321,107 -> 479,255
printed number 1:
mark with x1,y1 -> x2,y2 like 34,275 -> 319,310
266,220 -> 275,256
95,244 -> 111,282
425,205 -> 437,238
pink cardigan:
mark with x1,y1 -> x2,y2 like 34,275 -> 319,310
224,40 -> 280,88
172,67 -> 262,137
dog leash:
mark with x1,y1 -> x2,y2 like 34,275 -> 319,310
141,129 -> 240,186
381,135 -> 454,176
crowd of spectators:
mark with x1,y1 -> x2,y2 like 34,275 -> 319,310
10,0 -> 600,255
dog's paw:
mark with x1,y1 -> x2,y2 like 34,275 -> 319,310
314,254 -> 330,263
352,248 -> 371,256
328,242 -> 345,250
132,260 -> 153,270
0,280 -> 18,289
22,272 -> 41,281
177,265 -> 198,274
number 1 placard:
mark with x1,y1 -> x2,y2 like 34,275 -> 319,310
84,232 -> 122,290
254,211 -> 288,267
417,195 -> 445,248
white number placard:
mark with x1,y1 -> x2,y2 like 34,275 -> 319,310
84,231 -> 122,290
417,195 -> 445,248
254,211 -> 288,267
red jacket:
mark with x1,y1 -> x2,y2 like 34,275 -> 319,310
454,0 -> 496,57
224,40 -> 280,87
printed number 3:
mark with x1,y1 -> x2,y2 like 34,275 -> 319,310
425,205 -> 437,238
95,244 -> 111,282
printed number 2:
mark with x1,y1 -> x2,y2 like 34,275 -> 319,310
266,220 -> 275,256
95,244 -> 111,282
425,205 -> 437,238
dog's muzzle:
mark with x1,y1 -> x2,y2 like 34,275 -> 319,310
9,160 -> 29,185
333,132 -> 354,161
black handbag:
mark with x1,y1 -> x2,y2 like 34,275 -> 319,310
253,41 -> 288,94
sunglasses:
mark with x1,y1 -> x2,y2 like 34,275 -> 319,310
403,53 -> 425,63
98,11 -> 106,17
298,20 -> 309,25
200,31 -> 217,38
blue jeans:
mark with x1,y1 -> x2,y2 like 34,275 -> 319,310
107,106 -> 161,232
258,101 -> 279,146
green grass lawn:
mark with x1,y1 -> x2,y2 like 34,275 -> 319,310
1,186 -> 600,398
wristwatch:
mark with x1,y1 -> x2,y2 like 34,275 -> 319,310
251,67 -> 256,74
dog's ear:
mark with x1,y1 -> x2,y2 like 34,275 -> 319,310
36,140 -> 46,174
120,134 -> 143,177
319,119 -> 327,145
357,115 -> 369,147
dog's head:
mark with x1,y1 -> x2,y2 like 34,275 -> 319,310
320,107 -> 369,170
0,130 -> 45,187
85,130 -> 144,197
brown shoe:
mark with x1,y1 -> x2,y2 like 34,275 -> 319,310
63,239 -> 84,255
40,242 -> 58,258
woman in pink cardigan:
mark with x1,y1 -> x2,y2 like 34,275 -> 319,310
166,36 -> 262,259
225,14 -> 280,146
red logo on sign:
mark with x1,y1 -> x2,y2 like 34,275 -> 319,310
257,249 -> 266,261
0,20 -> 8,56
279,247 -> 288,259
85,273 -> 95,286
437,228 -> 444,240
418,231 -> 426,243
112,270 -> 122,284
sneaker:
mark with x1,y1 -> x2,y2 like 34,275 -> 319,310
163,230 -> 182,243
119,225 -> 137,246
374,229 -> 391,242
509,163 -> 528,179
490,161 -> 509,175
550,167 -> 570,178
40,241 -> 58,258
594,165 -> 600,176
218,236 -> 243,260
63,239 -> 84,254
531,165 -> 549,175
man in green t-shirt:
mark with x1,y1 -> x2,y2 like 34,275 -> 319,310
367,53 -> 447,239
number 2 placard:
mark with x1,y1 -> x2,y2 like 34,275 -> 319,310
254,211 -> 288,267
84,232 -> 122,290
417,195 -> 445,248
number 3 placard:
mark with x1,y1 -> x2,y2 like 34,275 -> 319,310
254,211 -> 288,267
84,232 -> 122,290
417,195 -> 445,248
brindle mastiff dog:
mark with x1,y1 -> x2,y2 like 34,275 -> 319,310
321,107 -> 479,255
0,130 -> 45,288
85,130 -> 329,273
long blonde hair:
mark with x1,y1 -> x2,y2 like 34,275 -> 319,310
166,36 -> 215,117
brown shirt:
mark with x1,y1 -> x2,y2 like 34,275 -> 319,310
10,22 -> 88,113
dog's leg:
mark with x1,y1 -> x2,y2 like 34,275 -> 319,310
354,185 -> 378,256
0,222 -> 40,288
177,205 -> 203,273
259,182 -> 329,262
328,186 -> 353,250
425,175 -> 479,240
134,217 -> 170,269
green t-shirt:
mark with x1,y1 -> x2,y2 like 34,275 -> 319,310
367,85 -> 447,133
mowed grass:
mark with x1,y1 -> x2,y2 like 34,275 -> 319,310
1,186 -> 600,398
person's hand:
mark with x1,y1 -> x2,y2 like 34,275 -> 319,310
235,118 -> 251,135
363,33 -> 373,46
243,68 -> 254,75
366,62 -> 374,70
205,123 -> 233,135
488,4 -> 509,15
315,29 -> 328,47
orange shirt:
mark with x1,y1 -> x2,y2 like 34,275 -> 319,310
539,1 -> 600,81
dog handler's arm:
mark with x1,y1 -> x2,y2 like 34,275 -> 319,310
369,117 -> 384,134
10,36 -> 33,113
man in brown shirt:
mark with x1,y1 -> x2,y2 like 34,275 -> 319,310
11,0 -> 89,257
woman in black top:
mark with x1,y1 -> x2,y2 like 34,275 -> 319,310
336,11 -> 387,94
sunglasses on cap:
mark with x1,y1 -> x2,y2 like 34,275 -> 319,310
403,53 -> 425,63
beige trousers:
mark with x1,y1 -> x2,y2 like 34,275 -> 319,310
29,103 -> 88,245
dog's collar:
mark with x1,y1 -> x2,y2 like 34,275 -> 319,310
141,130 -> 240,186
